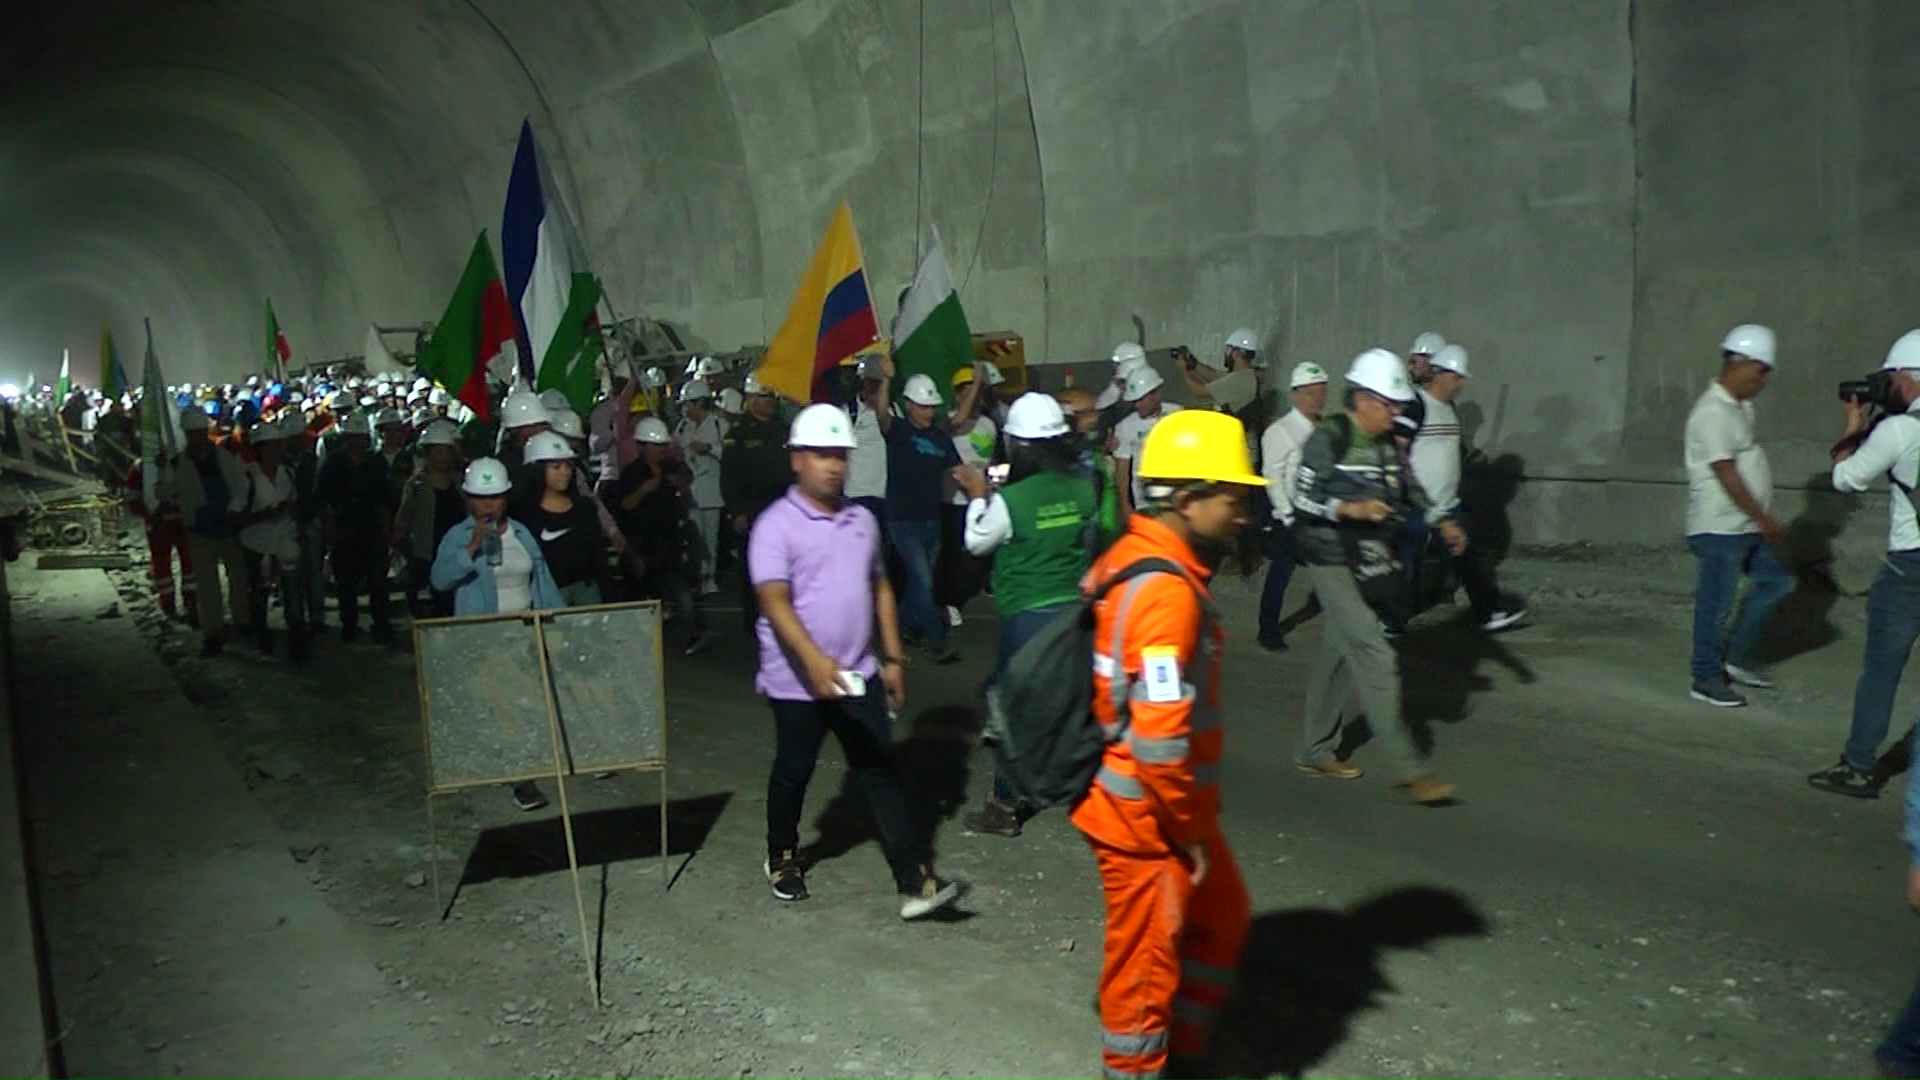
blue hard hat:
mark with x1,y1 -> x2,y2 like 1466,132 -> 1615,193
203,398 -> 222,417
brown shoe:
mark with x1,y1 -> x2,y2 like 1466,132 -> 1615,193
1296,759 -> 1363,780
1399,778 -> 1456,804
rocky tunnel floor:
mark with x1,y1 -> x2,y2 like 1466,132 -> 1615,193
9,544 -> 1917,1078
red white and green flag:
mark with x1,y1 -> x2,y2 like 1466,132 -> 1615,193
415,231 -> 517,422
266,298 -> 292,381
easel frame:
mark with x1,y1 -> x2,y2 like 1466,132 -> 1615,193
412,601 -> 671,1006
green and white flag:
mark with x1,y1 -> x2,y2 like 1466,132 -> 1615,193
891,226 -> 974,410
55,348 -> 71,407
138,318 -> 182,511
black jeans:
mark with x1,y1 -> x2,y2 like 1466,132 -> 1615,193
331,530 -> 391,634
766,689 -> 924,894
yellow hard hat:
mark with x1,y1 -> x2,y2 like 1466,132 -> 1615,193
1137,410 -> 1265,487
952,366 -> 976,387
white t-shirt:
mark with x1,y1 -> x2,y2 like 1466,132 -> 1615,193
1260,409 -> 1316,525
948,415 -> 998,506
847,404 -> 888,499
231,461 -> 299,560
675,413 -> 729,508
1407,389 -> 1462,514
494,527 -> 535,614
1683,381 -> 1771,536
1113,403 -> 1181,506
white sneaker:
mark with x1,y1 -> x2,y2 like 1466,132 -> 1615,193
700,579 -> 720,597
1724,663 -> 1775,690
899,876 -> 968,920
1482,608 -> 1528,632
946,605 -> 964,628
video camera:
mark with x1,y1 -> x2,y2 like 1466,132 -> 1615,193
1839,370 -> 1900,409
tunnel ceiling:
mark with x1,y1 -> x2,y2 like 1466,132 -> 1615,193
0,0 -> 1635,479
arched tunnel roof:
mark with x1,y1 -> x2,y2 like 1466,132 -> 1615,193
0,0 -> 1636,476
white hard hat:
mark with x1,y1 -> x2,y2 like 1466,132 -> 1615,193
1289,361 -> 1330,389
1226,328 -> 1260,353
1721,323 -> 1776,367
549,409 -> 584,440
901,373 -> 943,407
418,420 -> 460,447
1123,368 -> 1165,403
358,394 -> 378,409
338,412 -> 373,437
413,377 -> 432,392
685,355 -> 723,379
462,457 -> 512,497
680,379 -> 712,403
788,403 -> 858,449
348,377 -> 364,389
374,407 -> 405,428
641,367 -> 667,390
981,364 -> 1006,387
538,388 -> 570,414
1346,348 -> 1416,402
428,387 -> 450,406
718,388 -> 744,414
1003,392 -> 1069,440
523,431 -> 575,464
1112,342 -> 1148,367
287,391 -> 305,403
743,373 -> 770,396
633,417 -> 671,445
1409,331 -> 1447,358
1884,329 -> 1920,372
179,408 -> 210,432
246,374 -> 261,387
501,383 -> 550,429
1430,344 -> 1471,378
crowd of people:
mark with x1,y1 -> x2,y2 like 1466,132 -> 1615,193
50,315 -> 1920,1078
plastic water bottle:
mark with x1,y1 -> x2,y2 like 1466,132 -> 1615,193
483,523 -> 502,567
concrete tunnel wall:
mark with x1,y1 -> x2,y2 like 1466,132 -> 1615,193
0,0 -> 1910,550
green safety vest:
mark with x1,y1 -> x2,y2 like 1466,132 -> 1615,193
993,469 -> 1098,616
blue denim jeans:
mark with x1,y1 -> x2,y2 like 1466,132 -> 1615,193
986,605 -> 1069,805
1878,961 -> 1920,1078
1259,521 -> 1298,641
1843,552 -> 1920,771
889,517 -> 945,649
1687,532 -> 1794,684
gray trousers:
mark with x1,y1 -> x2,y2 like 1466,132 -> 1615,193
1296,564 -> 1426,783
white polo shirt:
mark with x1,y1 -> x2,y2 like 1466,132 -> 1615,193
1683,380 -> 1771,536
1833,405 -> 1920,552
1259,409 -> 1316,525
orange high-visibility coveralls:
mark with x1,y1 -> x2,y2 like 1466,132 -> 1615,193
1070,515 -> 1250,1079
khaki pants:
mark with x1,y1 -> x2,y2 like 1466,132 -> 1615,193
187,534 -> 250,641
1296,564 -> 1426,783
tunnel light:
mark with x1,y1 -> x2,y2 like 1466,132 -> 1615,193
0,383 -> 18,400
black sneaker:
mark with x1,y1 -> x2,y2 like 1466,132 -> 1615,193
765,852 -> 808,902
900,875 -> 968,920
511,781 -> 548,811
199,635 -> 225,658
931,647 -> 961,666
1689,679 -> 1746,708
1257,632 -> 1289,653
962,800 -> 1022,838
684,633 -> 709,657
1808,760 -> 1883,799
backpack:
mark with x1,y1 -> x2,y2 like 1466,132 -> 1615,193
983,556 -> 1216,812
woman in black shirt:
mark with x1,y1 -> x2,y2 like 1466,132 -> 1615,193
514,432 -> 609,606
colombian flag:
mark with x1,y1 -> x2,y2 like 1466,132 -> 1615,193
760,202 -> 880,403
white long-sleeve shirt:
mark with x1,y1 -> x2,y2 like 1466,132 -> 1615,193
963,494 -> 1012,555
1833,407 -> 1920,552
675,413 -> 729,508
1260,409 -> 1315,525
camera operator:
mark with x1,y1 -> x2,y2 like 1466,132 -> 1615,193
1808,330 -> 1920,798
1176,328 -> 1267,427
1682,324 -> 1793,708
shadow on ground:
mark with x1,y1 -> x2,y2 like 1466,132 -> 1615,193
452,791 -> 732,886
1214,885 -> 1492,1079
805,704 -> 976,867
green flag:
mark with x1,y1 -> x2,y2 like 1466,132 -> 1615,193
891,226 -> 974,410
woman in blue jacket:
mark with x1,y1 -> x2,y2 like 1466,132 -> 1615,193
431,457 -> 564,810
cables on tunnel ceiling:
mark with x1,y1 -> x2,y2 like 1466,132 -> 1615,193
957,0 -> 1000,297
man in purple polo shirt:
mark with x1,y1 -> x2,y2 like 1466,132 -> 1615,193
749,403 -> 968,920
